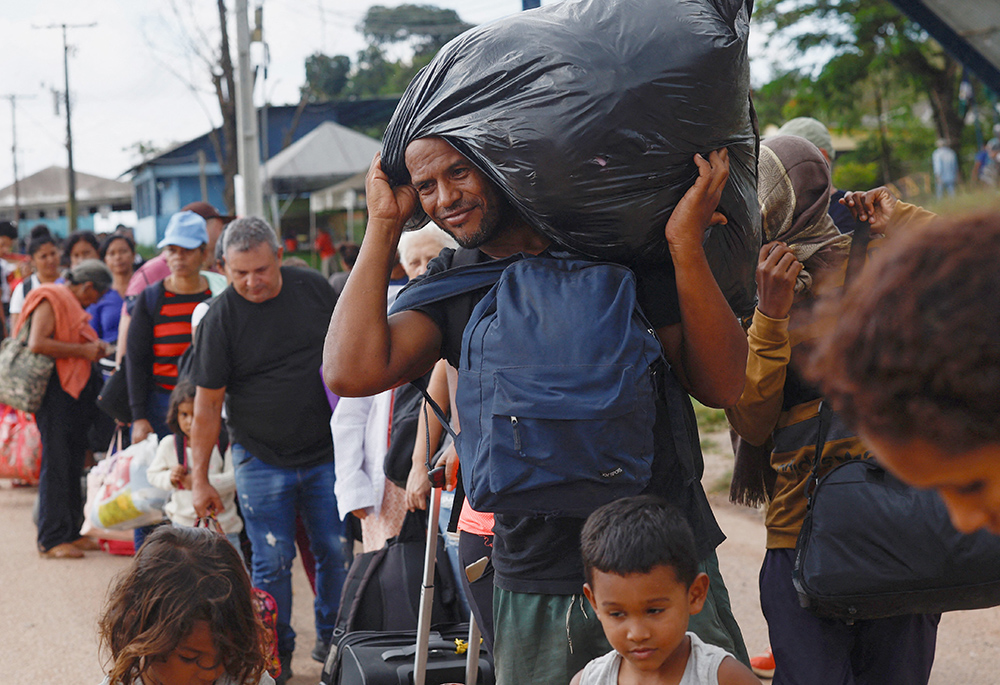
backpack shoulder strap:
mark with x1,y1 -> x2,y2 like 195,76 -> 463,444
388,253 -> 521,316
143,281 -> 162,313
175,434 -> 186,468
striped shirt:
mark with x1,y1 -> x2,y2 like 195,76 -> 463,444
151,287 -> 212,390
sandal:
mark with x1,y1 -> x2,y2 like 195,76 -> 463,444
39,542 -> 85,559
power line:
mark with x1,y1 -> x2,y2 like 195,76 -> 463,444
1,94 -> 36,224
34,22 -> 97,231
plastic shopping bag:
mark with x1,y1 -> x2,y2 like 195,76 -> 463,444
93,434 -> 169,530
0,404 -> 42,484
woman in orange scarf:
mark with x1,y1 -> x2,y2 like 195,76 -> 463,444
18,259 -> 113,558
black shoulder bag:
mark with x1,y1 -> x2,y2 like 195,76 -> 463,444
793,224 -> 1000,622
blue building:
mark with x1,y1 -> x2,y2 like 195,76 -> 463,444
130,99 -> 397,246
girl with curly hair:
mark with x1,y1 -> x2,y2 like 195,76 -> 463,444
98,525 -> 273,684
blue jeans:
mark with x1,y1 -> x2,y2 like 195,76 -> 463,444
233,444 -> 348,655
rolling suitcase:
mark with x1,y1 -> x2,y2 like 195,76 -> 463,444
322,469 -> 493,685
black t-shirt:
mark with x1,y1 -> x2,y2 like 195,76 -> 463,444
191,267 -> 337,468
402,248 -> 725,595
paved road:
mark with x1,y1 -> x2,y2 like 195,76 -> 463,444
3,475 -> 999,683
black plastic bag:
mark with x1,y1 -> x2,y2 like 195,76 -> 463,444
381,0 -> 760,315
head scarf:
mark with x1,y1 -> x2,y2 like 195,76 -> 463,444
758,135 -> 851,294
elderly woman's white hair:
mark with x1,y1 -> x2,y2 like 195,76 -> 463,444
397,225 -> 458,278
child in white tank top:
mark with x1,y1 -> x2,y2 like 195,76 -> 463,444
571,497 -> 758,685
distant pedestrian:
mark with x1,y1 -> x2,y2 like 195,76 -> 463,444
97,525 -> 274,685
931,139 -> 958,199
20,260 -> 112,559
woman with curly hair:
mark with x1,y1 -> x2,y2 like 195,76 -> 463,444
98,525 -> 274,684
809,209 -> 1000,536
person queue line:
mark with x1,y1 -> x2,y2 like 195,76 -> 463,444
2,122 -> 996,685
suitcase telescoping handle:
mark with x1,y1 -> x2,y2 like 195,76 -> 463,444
414,481 -> 443,685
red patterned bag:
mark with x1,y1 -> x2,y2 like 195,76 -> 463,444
198,514 -> 281,679
252,587 -> 282,678
0,404 -> 42,484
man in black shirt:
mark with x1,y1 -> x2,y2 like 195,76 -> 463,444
190,217 -> 344,683
324,138 -> 749,683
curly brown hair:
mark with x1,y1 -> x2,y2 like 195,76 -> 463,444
98,526 -> 269,684
806,211 -> 1000,453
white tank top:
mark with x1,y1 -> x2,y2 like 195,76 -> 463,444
578,632 -> 730,685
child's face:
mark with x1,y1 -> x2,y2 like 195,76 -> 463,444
584,565 -> 709,679
177,400 -> 195,437
145,620 -> 226,685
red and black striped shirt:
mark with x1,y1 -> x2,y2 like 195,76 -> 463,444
151,287 -> 212,390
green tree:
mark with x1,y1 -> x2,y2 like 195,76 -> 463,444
360,4 -> 473,57
302,53 -> 351,101
755,0 -> 964,144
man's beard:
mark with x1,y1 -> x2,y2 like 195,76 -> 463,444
437,200 -> 507,249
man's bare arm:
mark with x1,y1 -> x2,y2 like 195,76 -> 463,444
190,385 -> 226,517
323,154 -> 442,397
659,150 -> 748,408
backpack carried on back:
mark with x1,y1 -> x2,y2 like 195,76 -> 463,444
390,254 -> 665,518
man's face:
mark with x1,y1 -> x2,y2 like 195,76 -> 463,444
225,242 -> 284,303
863,431 -> 1000,535
0,236 -> 12,257
404,137 -> 508,250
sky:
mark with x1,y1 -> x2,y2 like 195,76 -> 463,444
0,0 -> 773,193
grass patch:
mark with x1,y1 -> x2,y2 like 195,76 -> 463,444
709,468 -> 733,495
692,399 -> 728,434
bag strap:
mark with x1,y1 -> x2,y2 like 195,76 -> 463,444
388,253 -> 520,316
176,434 -> 187,469
196,512 -> 224,535
805,220 -> 872,502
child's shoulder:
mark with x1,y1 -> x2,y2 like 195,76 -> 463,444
572,649 -> 621,685
686,633 -> 759,685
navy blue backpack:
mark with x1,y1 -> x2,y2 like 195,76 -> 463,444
391,254 -> 665,517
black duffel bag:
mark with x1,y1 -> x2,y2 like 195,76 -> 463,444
381,0 -> 761,316
793,403 -> 1000,622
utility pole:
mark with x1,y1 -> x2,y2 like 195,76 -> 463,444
2,94 -> 35,227
234,0 -> 264,218
38,22 -> 96,231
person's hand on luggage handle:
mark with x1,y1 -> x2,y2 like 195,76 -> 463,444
664,148 -> 730,254
839,186 -> 898,234
365,152 -> 419,235
405,443 -> 460,511
756,242 -> 802,320
131,419 -> 154,444
405,456 -> 432,511
192,478 -> 224,519
440,442 -> 459,492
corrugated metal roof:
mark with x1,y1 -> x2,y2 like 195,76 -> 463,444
0,166 -> 131,209
889,0 -> 1000,92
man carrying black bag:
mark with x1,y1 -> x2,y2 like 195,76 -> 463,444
324,137 -> 749,683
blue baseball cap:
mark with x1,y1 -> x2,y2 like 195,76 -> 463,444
158,210 -> 209,250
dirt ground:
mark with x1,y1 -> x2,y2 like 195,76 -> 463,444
3,431 -> 999,683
